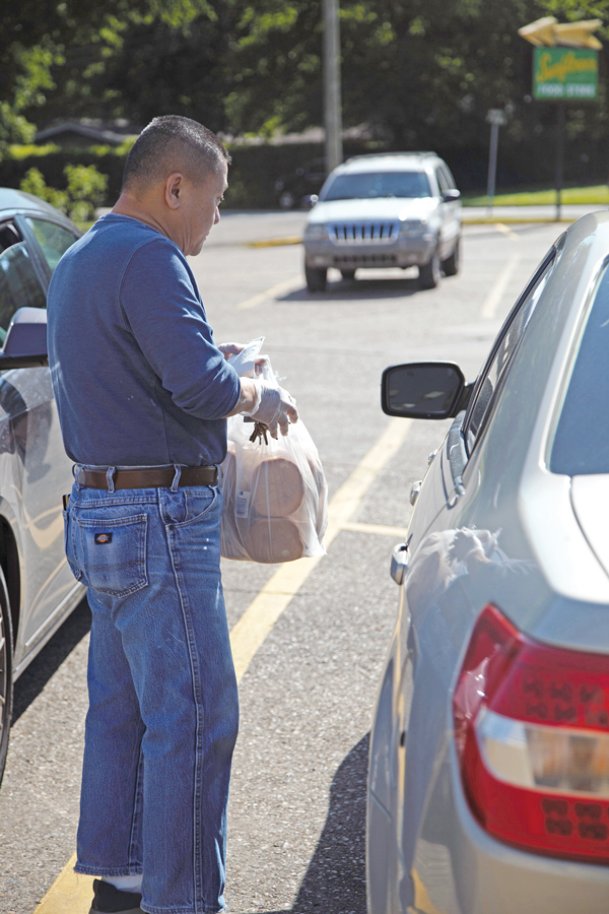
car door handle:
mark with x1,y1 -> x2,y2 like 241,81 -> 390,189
390,542 -> 409,585
410,480 -> 422,506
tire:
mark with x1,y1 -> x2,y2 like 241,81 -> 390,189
442,238 -> 461,277
340,269 -> 356,281
0,567 -> 13,788
419,248 -> 441,290
305,263 -> 328,292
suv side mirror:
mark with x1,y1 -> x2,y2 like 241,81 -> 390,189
0,307 -> 48,370
303,194 -> 319,208
442,188 -> 461,203
381,362 -> 469,419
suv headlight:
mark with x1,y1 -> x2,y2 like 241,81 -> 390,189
399,219 -> 426,236
304,223 -> 328,240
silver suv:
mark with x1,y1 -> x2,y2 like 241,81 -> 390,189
303,152 -> 461,292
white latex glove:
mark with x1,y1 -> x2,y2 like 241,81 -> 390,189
243,381 -> 298,438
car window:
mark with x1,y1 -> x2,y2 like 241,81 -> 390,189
24,217 -> 77,272
463,251 -> 555,454
436,167 -> 450,194
321,170 -> 432,201
439,163 -> 457,189
0,227 -> 46,343
551,260 -> 609,474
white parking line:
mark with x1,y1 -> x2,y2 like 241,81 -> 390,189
33,417 -> 413,914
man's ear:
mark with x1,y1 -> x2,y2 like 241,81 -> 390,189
165,173 -> 184,210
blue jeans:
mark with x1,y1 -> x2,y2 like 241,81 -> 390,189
64,470 -> 238,914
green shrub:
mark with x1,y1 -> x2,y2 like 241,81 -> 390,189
20,167 -> 68,212
64,164 -> 108,221
9,143 -> 60,158
19,163 -> 108,222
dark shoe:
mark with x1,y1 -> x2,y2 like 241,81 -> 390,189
89,878 -> 144,914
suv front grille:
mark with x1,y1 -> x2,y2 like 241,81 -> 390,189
329,221 -> 398,244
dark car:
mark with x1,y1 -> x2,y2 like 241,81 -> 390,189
0,188 -> 85,784
274,158 -> 326,209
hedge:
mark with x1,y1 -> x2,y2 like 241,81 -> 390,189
1,131 -> 608,211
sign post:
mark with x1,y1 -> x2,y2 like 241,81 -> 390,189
486,108 -> 508,215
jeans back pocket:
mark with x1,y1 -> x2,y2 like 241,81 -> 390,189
74,513 -> 148,597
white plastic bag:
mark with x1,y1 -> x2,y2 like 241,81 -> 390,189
219,354 -> 327,563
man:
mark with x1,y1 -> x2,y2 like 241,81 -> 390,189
47,115 -> 298,914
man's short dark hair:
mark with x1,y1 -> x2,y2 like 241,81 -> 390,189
122,115 -> 231,190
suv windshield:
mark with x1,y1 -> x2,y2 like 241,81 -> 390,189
320,170 -> 432,202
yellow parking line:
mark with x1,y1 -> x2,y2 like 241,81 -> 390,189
480,253 -> 521,320
34,859 -> 85,914
247,236 -> 302,248
413,868 -> 447,914
341,520 -> 406,538
34,417 -> 412,914
236,277 -> 301,310
230,418 -> 411,679
495,222 -> 520,240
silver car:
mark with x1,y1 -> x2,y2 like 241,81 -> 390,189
0,189 -> 84,784
303,152 -> 461,293
368,212 -> 609,914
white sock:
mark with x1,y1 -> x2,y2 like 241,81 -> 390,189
102,874 -> 143,893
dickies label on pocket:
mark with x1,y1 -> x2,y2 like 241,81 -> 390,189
76,514 -> 148,596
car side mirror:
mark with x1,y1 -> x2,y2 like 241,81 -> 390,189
0,307 -> 48,370
303,194 -> 319,208
442,188 -> 461,203
381,361 -> 469,419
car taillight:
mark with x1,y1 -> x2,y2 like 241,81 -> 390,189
453,603 -> 609,863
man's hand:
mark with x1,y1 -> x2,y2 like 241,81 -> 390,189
244,381 -> 298,438
219,341 -> 268,377
218,341 -> 243,359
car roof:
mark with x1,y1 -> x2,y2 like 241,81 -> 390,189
333,152 -> 441,175
0,187 -> 71,221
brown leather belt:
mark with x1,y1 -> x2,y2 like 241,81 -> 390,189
78,465 -> 218,490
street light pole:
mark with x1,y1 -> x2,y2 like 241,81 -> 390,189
323,0 -> 343,174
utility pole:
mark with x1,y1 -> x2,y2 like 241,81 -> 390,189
323,0 -> 343,174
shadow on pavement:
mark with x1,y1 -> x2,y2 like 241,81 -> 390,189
12,597 -> 91,723
238,735 -> 369,914
280,276 -> 421,303
291,734 -> 369,914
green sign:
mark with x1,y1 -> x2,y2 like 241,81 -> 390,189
533,47 -> 598,100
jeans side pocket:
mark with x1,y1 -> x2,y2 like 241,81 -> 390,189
75,513 -> 148,597
171,486 -> 219,528
63,509 -> 83,583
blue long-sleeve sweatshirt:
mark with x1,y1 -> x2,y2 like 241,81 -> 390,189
47,213 -> 241,467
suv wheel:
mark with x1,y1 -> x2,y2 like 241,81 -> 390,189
442,238 -> 461,277
419,248 -> 441,290
305,263 -> 327,293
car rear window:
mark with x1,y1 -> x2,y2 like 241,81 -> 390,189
25,217 -> 77,271
321,170 -> 431,201
551,260 -> 609,475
